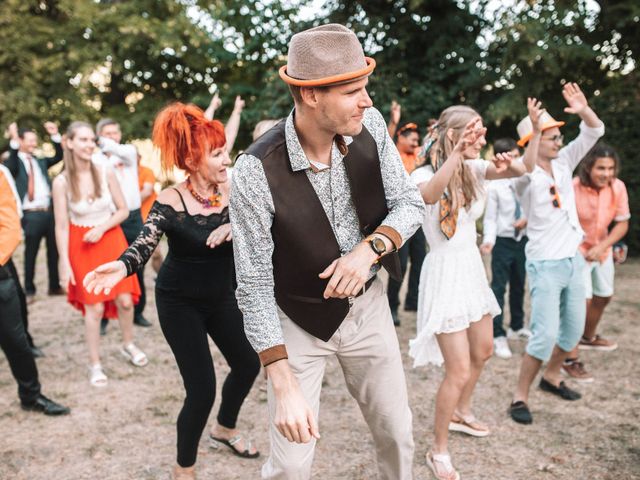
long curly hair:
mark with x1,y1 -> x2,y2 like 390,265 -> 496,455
430,105 -> 482,211
152,103 -> 226,173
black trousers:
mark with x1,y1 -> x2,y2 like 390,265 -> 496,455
6,259 -> 34,348
0,273 -> 41,403
21,209 -> 59,294
120,209 -> 146,317
387,229 -> 427,311
156,287 -> 260,467
490,236 -> 527,338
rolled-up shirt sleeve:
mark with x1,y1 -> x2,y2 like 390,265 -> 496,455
229,154 -> 287,365
366,108 -> 425,249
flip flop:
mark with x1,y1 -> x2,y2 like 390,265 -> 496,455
209,434 -> 260,459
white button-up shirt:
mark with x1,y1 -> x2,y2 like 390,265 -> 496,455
9,137 -> 61,210
513,121 -> 605,261
483,178 -> 526,244
92,138 -> 141,210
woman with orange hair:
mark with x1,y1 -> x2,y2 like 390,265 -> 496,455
83,103 -> 261,479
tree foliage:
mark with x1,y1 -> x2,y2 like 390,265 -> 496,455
0,0 -> 638,251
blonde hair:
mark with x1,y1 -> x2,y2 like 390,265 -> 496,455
431,105 -> 482,210
252,119 -> 282,141
62,121 -> 102,202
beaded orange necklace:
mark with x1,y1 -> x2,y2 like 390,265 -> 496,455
185,177 -> 222,208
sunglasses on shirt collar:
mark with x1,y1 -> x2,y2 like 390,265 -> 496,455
549,185 -> 562,208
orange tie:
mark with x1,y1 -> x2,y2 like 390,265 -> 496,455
26,154 -> 35,202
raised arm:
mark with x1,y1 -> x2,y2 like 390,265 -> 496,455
521,98 -> 545,174
418,117 -> 485,204
485,151 -> 526,180
387,100 -> 401,138
224,96 -> 245,153
43,121 -> 63,168
204,92 -> 222,120
98,137 -> 138,166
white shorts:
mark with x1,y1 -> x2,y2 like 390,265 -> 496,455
583,253 -> 615,299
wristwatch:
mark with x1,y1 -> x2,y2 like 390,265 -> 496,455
367,236 -> 387,257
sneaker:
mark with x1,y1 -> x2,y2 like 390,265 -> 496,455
539,377 -> 581,401
578,335 -> 618,352
561,359 -> 594,383
493,336 -> 512,359
507,327 -> 532,340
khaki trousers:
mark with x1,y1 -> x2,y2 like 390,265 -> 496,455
262,278 -> 414,480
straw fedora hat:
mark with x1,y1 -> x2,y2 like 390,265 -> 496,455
279,24 -> 376,87
517,111 -> 565,147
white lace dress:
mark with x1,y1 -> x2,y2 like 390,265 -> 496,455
408,160 -> 500,367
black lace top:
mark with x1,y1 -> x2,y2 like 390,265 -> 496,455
119,194 -> 233,277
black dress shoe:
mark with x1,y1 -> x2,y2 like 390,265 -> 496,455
508,400 -> 532,424
30,346 -> 45,358
21,394 -> 70,416
539,377 -> 582,400
48,287 -> 66,296
134,315 -> 152,327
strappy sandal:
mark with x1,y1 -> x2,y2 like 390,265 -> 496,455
89,364 -> 108,388
449,411 -> 490,437
426,451 -> 460,480
120,343 -> 148,367
209,433 -> 260,459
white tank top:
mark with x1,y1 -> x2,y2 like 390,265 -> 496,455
67,164 -> 115,227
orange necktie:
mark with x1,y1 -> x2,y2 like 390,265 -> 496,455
26,154 -> 35,202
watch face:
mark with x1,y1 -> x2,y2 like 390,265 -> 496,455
372,237 -> 386,254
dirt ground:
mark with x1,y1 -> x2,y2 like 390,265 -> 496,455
1,245 -> 639,480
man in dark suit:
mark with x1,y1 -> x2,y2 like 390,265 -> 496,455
6,121 -> 64,300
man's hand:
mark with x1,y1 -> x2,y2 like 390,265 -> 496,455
562,82 -> 588,115
480,243 -> 493,256
390,100 -> 401,126
319,242 -> 378,299
513,218 -> 527,230
493,151 -> 514,174
7,122 -> 19,141
527,97 -> 545,134
267,360 -> 320,444
43,121 -> 59,137
585,243 -> 606,262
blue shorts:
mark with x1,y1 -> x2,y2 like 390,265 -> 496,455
525,253 -> 586,361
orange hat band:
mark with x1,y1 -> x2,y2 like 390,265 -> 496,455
279,57 -> 376,87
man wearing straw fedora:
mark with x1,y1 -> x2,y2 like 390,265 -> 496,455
508,83 -> 604,425
230,24 -> 424,479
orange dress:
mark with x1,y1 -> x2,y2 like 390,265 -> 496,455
138,165 -> 157,221
65,166 -> 140,318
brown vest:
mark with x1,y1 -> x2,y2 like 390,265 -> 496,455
244,121 -> 401,341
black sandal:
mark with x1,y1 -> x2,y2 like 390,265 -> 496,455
209,434 -> 260,459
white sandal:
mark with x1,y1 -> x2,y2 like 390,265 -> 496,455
449,411 -> 490,437
120,343 -> 148,367
426,451 -> 460,480
89,364 -> 108,387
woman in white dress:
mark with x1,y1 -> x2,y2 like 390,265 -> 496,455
408,106 -> 525,480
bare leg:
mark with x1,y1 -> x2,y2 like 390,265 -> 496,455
456,315 -> 493,415
513,353 -> 542,403
584,296 -> 611,338
542,345 -> 572,386
84,303 -> 105,366
115,293 -> 134,346
433,330 -> 471,454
